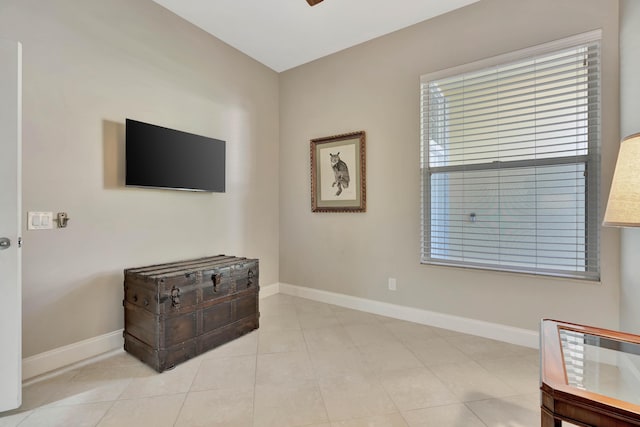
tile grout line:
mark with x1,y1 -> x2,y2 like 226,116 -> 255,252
250,347 -> 258,427
297,300 -> 332,425
7,294 -> 542,427
464,401 -> 492,427
91,400 -> 117,427
172,362 -> 203,427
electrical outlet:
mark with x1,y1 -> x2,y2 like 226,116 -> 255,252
388,277 -> 397,291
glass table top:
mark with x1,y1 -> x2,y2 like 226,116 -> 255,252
560,327 -> 640,404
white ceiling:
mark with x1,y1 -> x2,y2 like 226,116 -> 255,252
152,0 -> 480,72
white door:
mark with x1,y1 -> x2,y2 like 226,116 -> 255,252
0,39 -> 22,412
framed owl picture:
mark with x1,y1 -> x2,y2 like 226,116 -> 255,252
310,131 -> 366,212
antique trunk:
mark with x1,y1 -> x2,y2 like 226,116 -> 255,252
123,255 -> 259,372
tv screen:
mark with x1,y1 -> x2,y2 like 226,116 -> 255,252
125,119 -> 225,192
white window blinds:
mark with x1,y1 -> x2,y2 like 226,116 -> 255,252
420,32 -> 601,280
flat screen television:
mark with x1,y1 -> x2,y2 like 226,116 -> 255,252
125,119 -> 225,192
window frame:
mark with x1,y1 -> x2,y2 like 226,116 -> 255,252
420,30 -> 602,281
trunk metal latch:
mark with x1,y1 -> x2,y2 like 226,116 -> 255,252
170,287 -> 181,308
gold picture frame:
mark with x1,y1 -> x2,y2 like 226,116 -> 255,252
310,131 -> 366,212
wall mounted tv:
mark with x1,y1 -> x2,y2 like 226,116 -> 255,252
125,119 -> 225,192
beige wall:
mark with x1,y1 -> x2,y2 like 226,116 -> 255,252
0,0 -> 624,358
619,0 -> 640,333
0,0 -> 279,357
279,0 -> 620,333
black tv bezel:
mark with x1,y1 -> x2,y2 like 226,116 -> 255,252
125,119 -> 226,193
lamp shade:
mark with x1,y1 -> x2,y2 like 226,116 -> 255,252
603,133 -> 640,227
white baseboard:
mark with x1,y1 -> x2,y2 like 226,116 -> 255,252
259,282 -> 280,299
278,283 -> 539,349
23,282 -> 282,382
22,329 -> 124,382
23,281 -> 537,383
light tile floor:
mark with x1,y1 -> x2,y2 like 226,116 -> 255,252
0,294 -> 566,427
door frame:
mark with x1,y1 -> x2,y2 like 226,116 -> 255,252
0,38 -> 22,412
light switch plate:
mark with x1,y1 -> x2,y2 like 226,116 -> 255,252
28,212 -> 53,230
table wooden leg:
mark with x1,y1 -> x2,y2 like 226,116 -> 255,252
541,409 -> 561,427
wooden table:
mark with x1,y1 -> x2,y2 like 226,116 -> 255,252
540,319 -> 640,426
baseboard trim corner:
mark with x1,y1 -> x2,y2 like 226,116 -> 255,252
278,283 -> 539,349
259,282 -> 280,299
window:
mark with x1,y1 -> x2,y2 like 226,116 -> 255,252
420,32 -> 601,280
